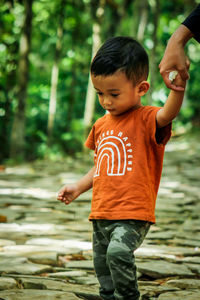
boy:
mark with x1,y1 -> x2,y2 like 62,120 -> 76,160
57,37 -> 187,300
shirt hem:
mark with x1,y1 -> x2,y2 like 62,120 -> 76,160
89,213 -> 155,223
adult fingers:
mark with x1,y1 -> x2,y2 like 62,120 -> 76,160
177,56 -> 190,80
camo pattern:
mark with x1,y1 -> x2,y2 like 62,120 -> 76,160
92,219 -> 151,300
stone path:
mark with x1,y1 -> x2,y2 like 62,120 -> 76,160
0,135 -> 200,299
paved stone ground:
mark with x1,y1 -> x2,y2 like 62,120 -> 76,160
0,135 -> 200,300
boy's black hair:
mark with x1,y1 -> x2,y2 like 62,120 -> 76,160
91,36 -> 149,85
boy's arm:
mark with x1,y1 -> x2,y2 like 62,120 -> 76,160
57,166 -> 95,205
156,90 -> 184,128
77,166 -> 95,193
156,73 -> 186,128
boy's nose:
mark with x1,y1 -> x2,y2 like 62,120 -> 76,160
103,97 -> 112,107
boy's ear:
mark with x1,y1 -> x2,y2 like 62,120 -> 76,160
137,81 -> 150,96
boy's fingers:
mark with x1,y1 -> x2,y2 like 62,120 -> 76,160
162,72 -> 185,91
57,191 -> 72,203
57,194 -> 68,202
57,191 -> 64,197
57,193 -> 64,198
57,188 -> 69,198
170,84 -> 185,91
178,68 -> 189,81
57,185 -> 77,204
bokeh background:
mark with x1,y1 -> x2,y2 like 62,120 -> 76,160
1,0 -> 200,163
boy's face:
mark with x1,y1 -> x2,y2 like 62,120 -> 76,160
91,71 -> 142,116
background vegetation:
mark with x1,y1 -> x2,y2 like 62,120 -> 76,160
1,0 -> 200,163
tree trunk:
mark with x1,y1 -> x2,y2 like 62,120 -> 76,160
131,0 -> 141,37
0,1 -> 18,162
147,0 -> 160,105
83,1 -> 104,139
83,0 -> 134,140
136,0 -> 148,42
106,0 -> 133,36
10,0 -> 33,160
84,23 -> 101,138
66,65 -> 76,133
47,0 -> 66,146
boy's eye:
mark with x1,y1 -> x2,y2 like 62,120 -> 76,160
111,94 -> 119,98
97,92 -> 103,96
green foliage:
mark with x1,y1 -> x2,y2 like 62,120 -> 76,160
60,119 -> 85,153
0,0 -> 200,163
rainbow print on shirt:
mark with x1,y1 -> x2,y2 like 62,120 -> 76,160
94,130 -> 133,177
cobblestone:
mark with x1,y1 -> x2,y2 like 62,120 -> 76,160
0,135 -> 200,299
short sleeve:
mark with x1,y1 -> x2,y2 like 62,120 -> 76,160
85,125 -> 95,150
182,4 -> 200,43
155,123 -> 172,145
143,106 -> 172,146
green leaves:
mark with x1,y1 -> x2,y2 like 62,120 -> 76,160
1,0 -> 200,162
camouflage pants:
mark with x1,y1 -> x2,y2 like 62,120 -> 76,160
92,220 -> 150,300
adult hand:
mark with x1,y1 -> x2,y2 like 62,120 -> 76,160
159,45 -> 190,91
159,25 -> 192,91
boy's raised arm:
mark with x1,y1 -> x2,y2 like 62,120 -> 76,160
57,166 -> 95,205
156,72 -> 187,128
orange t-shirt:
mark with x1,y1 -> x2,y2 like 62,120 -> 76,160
85,106 -> 171,223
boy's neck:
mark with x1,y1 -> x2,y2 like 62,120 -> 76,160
109,104 -> 143,118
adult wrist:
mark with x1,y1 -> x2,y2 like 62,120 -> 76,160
170,24 -> 194,47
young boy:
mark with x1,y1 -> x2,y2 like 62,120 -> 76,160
57,37 -> 187,300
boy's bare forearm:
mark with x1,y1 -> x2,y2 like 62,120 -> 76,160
77,166 -> 95,194
156,90 -> 184,128
57,166 -> 95,205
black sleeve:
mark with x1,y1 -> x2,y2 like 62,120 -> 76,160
182,4 -> 200,43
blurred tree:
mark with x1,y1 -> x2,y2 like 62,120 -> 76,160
64,1 -> 86,133
47,0 -> 66,146
0,0 -> 199,162
148,0 -> 160,105
83,0 -> 104,139
0,0 -> 19,161
84,0 -> 134,139
9,0 -> 33,160
136,0 -> 149,42
105,0 -> 133,37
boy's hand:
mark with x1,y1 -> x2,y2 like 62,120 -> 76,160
57,167 -> 95,205
169,70 -> 187,90
159,53 -> 190,91
57,184 -> 80,205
